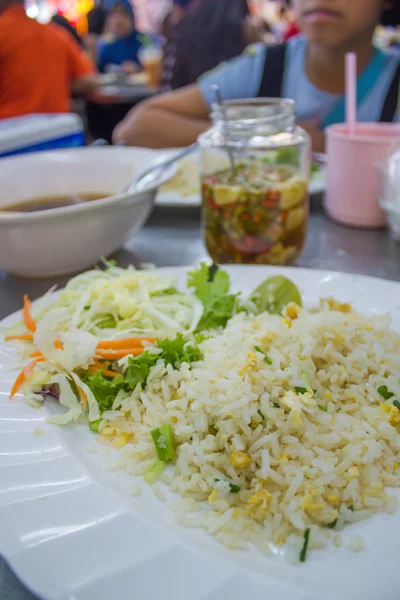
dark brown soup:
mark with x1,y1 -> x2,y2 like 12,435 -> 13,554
1,193 -> 110,213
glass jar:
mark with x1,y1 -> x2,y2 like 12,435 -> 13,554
198,99 -> 311,265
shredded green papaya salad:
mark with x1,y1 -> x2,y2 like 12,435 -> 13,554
2,261 -> 301,428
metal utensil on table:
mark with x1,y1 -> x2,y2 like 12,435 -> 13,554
128,143 -> 198,192
212,84 -> 235,178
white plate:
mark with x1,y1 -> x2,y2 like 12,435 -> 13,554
1,266 -> 400,600
156,151 -> 326,207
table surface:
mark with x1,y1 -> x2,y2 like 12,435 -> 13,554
1,203 -> 400,600
90,83 -> 157,104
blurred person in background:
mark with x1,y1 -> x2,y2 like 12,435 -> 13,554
272,4 -> 291,40
84,6 -> 106,63
114,0 -> 400,152
87,6 -> 106,35
51,13 -> 83,46
281,3 -> 301,41
161,0 -> 195,39
0,0 -> 97,120
97,0 -> 143,73
166,0 -> 260,90
161,0 -> 201,90
283,18 -> 300,41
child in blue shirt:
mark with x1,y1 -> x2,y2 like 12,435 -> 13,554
114,0 -> 400,151
98,0 -> 142,73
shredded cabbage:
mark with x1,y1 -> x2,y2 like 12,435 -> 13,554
70,373 -> 101,422
47,374 -> 83,425
34,308 -> 99,371
46,265 -> 203,338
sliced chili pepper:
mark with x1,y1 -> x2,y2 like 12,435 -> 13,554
266,190 -> 280,203
264,199 -> 280,208
207,196 -> 219,210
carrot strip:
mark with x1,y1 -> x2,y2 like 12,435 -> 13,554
54,338 -> 64,350
4,334 -> 34,342
28,350 -> 44,359
9,357 -> 45,399
96,348 -> 144,359
23,295 -> 36,333
88,366 -> 120,378
96,338 -> 156,350
93,359 -> 110,367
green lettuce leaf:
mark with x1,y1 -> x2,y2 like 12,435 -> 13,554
157,333 -> 202,365
83,370 -> 126,414
187,263 -> 239,331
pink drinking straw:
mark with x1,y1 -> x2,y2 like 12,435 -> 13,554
346,52 -> 357,135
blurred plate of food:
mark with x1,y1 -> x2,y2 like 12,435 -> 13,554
157,149 -> 326,207
96,72 -> 149,87
126,72 -> 150,86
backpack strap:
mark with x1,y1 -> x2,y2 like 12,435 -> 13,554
257,44 -> 287,98
379,63 -> 400,122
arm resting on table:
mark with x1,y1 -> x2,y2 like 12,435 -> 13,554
71,73 -> 99,95
113,84 -> 211,148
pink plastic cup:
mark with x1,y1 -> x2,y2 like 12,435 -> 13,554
325,123 -> 400,228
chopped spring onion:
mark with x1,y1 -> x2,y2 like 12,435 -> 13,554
295,386 -> 307,395
302,371 -> 312,391
327,519 -> 338,529
144,460 -> 166,484
295,385 -> 317,395
257,408 -> 266,420
378,385 -> 394,400
254,345 -> 272,365
151,425 -> 175,462
215,478 -> 241,493
229,483 -> 241,493
318,404 -> 328,413
394,400 -> 400,411
300,528 -> 311,563
90,419 -> 102,432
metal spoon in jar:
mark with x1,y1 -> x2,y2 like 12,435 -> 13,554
212,84 -> 236,179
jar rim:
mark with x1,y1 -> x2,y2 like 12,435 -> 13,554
213,98 -> 295,109
210,98 -> 296,131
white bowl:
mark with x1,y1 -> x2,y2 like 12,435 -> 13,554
0,147 -> 171,277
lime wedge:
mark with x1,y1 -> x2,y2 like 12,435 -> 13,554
250,275 -> 302,315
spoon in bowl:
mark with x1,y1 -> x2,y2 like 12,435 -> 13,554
128,143 -> 198,193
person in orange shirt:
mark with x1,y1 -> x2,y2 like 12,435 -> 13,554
0,0 -> 97,119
